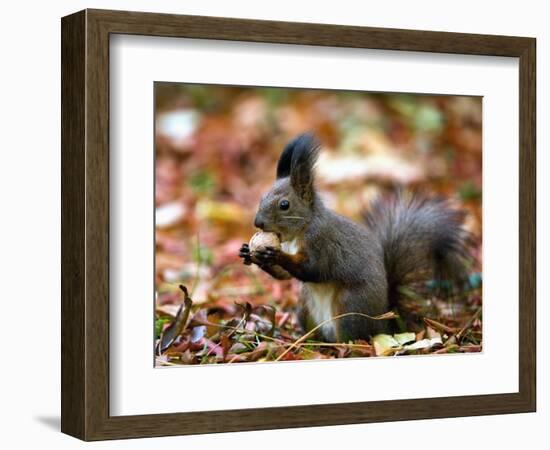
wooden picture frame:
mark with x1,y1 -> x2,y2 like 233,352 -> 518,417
61,9 -> 536,441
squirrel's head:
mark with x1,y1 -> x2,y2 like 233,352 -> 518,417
254,133 -> 320,241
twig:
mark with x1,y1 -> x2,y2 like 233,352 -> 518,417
296,342 -> 372,349
190,232 -> 202,296
455,307 -> 482,342
423,317 -> 457,335
155,358 -> 182,366
238,339 -> 371,350
275,311 -> 397,361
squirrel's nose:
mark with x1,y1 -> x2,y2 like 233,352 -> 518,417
254,215 -> 265,230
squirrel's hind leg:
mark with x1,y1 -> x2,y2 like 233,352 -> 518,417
336,287 -> 393,342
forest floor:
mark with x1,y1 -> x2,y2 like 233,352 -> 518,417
154,85 -> 483,365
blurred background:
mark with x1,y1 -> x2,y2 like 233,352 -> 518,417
154,83 -> 482,363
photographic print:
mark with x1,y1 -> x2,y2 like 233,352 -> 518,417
61,11 -> 535,439
154,83 -> 482,366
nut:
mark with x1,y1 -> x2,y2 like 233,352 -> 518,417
248,231 -> 281,252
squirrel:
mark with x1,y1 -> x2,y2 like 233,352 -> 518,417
239,133 -> 472,342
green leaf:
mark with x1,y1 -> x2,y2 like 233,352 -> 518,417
459,181 -> 482,200
192,244 -> 214,266
414,105 -> 443,132
155,317 -> 171,339
372,334 -> 400,356
189,170 -> 216,195
394,332 -> 416,346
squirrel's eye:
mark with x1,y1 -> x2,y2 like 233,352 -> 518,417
279,199 -> 290,211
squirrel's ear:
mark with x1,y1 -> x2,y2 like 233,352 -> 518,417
287,133 -> 320,204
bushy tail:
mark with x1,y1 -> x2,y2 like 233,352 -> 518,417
363,193 -> 473,305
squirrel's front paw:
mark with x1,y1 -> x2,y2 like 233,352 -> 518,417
254,246 -> 280,266
238,243 -> 253,265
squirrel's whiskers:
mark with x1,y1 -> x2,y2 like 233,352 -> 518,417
283,216 -> 305,220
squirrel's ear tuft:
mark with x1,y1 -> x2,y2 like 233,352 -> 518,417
277,133 -> 320,179
283,133 -> 320,203
276,137 -> 296,179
